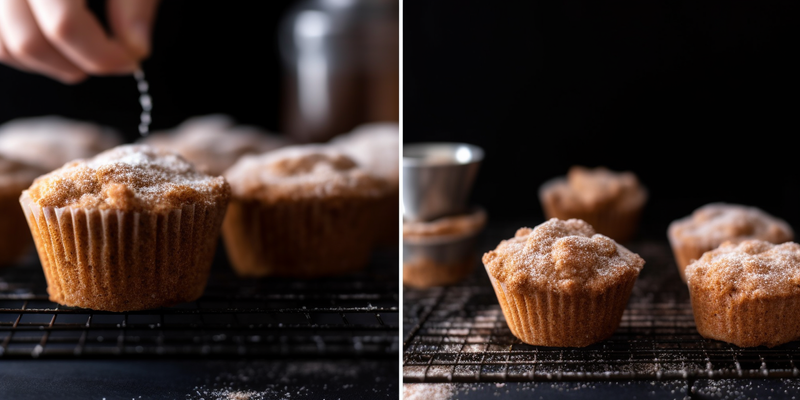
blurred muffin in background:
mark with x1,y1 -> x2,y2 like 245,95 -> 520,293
141,114 -> 291,176
0,154 -> 45,265
0,115 -> 122,172
330,122 -> 399,246
222,144 -> 390,278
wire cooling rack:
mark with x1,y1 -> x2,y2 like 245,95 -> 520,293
0,242 -> 399,359
403,222 -> 800,383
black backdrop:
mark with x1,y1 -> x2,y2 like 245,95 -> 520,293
0,0 -> 296,141
403,0 -> 799,241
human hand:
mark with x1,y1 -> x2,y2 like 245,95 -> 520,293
0,0 -> 160,84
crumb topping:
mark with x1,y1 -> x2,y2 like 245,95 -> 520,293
669,203 -> 794,245
330,122 -> 399,185
24,144 -> 230,213
482,218 -> 645,293
686,239 -> 800,298
0,154 -> 44,195
403,207 -> 486,239
140,114 -> 289,176
224,144 -> 389,202
0,115 -> 122,171
539,166 -> 647,212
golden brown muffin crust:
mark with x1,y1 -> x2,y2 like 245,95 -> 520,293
482,218 -> 645,294
224,144 -> 389,202
24,144 -> 230,213
539,166 -> 647,212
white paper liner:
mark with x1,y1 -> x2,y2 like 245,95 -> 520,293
19,191 -> 226,311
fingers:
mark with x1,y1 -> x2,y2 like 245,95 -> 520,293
0,0 -> 86,83
107,0 -> 161,60
27,0 -> 138,75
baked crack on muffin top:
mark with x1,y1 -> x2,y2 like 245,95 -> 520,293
686,239 -> 800,297
483,218 -> 645,294
24,144 -> 230,213
224,144 -> 389,202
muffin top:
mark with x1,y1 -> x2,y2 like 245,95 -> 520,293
539,166 -> 647,212
224,144 -> 389,202
140,114 -> 289,176
686,239 -> 800,298
23,144 -> 230,213
0,115 -> 122,172
668,203 -> 794,246
482,218 -> 645,293
330,122 -> 399,186
403,206 -> 486,239
0,154 -> 45,196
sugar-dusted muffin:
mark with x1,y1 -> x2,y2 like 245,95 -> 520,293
403,206 -> 486,288
0,155 -> 45,265
686,239 -> 800,348
0,115 -> 122,172
482,218 -> 645,347
667,203 -> 794,282
19,144 -> 231,312
140,114 -> 290,176
222,144 -> 390,278
538,166 -> 648,244
330,122 -> 399,246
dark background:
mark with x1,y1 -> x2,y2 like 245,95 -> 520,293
0,0 -> 297,141
404,0 -> 799,242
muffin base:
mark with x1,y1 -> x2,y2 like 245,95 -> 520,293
690,289 -> 800,348
0,193 -> 33,265
222,197 -> 381,278
403,256 -> 475,289
20,193 -> 226,312
486,270 -> 637,347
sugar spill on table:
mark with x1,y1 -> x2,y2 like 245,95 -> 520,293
134,69 -> 152,136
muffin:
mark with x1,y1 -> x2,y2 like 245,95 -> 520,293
686,239 -> 800,348
403,206 -> 486,288
222,144 -> 390,278
482,218 -> 645,347
667,202 -> 794,282
0,115 -> 122,172
140,114 -> 290,176
0,155 -> 45,265
538,166 -> 648,244
18,144 -> 231,312
330,122 -> 399,246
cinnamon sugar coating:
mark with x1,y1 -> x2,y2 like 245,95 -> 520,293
24,144 -> 231,213
330,122 -> 399,186
224,144 -> 389,202
539,166 -> 647,213
686,240 -> 800,347
0,155 -> 44,196
483,218 -> 645,294
140,114 -> 290,176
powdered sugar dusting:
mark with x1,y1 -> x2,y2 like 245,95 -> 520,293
482,218 -> 645,292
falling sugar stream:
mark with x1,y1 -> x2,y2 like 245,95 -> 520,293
134,69 -> 152,136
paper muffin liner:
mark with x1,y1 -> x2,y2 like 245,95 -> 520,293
1,192 -> 33,265
485,266 -> 637,347
222,196 -> 381,278
19,191 -> 227,312
690,288 -> 800,348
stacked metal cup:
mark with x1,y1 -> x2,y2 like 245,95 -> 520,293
402,142 -> 486,288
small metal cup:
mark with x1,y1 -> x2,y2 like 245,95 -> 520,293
403,142 -> 484,222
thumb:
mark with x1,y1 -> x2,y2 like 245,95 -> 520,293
107,0 -> 161,60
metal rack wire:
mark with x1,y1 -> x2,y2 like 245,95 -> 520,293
1,244 -> 399,359
403,223 -> 800,383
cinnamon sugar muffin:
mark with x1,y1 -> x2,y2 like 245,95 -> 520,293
403,206 -> 486,288
18,144 -> 231,311
686,239 -> 800,348
667,203 -> 794,282
482,218 -> 645,347
140,114 -> 290,176
0,155 -> 44,265
538,166 -> 648,244
222,144 -> 390,278
0,115 -> 122,172
330,122 -> 399,246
